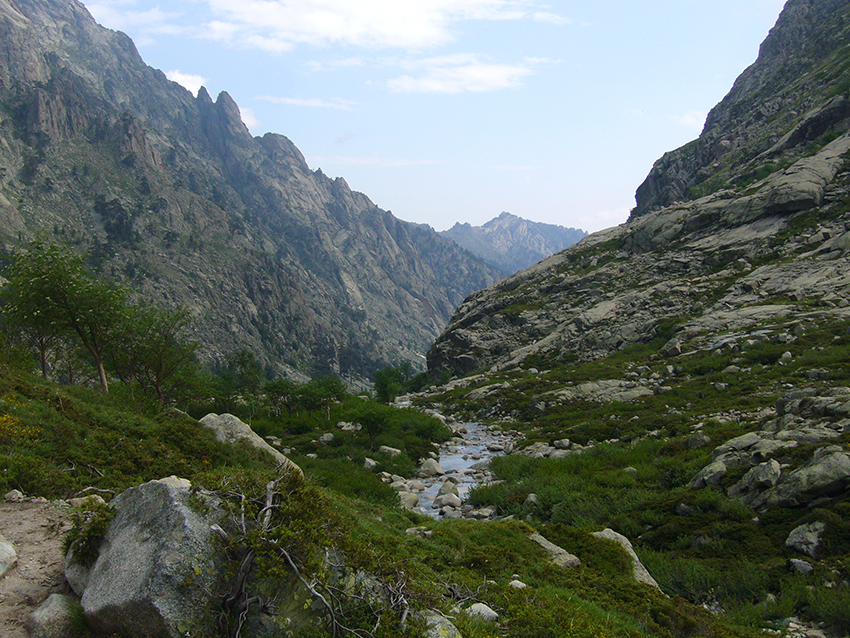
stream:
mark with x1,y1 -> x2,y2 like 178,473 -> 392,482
406,421 -> 518,519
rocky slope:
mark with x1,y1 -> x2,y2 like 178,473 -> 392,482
440,212 -> 586,277
632,0 -> 850,217
0,0 -> 500,382
428,0 -> 850,378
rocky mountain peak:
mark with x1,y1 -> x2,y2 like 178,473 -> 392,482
0,0 -> 501,382
632,0 -> 850,218
441,212 -> 586,277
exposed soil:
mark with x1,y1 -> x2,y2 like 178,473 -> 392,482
0,498 -> 72,638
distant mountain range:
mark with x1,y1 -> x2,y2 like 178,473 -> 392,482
0,0 -> 501,383
440,212 -> 587,277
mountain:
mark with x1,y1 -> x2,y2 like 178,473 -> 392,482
440,212 -> 586,277
428,0 -> 850,377
0,0 -> 501,383
413,1 -> 850,629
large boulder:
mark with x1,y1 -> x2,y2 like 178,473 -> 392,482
592,528 -> 661,590
529,532 -> 581,569
25,593 -> 78,638
200,413 -> 301,475
785,522 -> 826,558
749,447 -> 850,509
0,532 -> 16,578
72,480 -> 225,638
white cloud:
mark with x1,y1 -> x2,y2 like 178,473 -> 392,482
165,70 -> 208,95
199,0 -> 538,51
239,106 -> 260,130
86,2 -> 183,36
309,154 -> 442,168
533,11 -> 572,25
576,206 -> 630,233
257,95 -> 356,110
672,110 -> 706,132
388,53 -> 539,93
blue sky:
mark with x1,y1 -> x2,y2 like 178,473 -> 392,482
82,0 -> 786,233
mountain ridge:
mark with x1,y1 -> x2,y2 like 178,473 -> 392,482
440,211 -> 586,277
0,0 -> 502,383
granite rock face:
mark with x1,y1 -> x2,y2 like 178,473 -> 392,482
0,0 -> 500,384
441,211 -> 586,277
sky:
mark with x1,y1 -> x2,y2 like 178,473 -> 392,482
81,0 -> 787,233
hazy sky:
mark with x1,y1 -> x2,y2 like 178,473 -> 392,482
82,0 -> 786,233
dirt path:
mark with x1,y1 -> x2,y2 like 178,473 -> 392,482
0,498 -> 72,638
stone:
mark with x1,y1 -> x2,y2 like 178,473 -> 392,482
74,480 -> 225,637
467,602 -> 499,622
529,532 -> 581,568
200,413 -> 301,475
524,493 -> 539,507
688,460 -> 727,489
319,432 -> 335,444
789,558 -> 814,574
592,528 -> 661,590
422,610 -> 462,638
432,493 -> 462,509
378,445 -> 401,457
437,482 -> 458,497
153,475 -> 191,489
4,489 -> 24,502
675,503 -> 694,516
785,522 -> 826,558
399,492 -> 420,510
419,458 -> 445,478
69,494 -> 108,508
509,579 -> 528,589
0,532 -> 17,578
728,460 -> 782,500
25,593 -> 78,638
553,438 -> 571,450
363,457 -> 378,470
687,434 -> 712,450
750,450 -> 850,508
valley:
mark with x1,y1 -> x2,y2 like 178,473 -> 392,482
1,0 -> 850,637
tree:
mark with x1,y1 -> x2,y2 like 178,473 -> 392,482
123,305 -> 200,410
264,378 -> 299,418
1,243 -> 126,392
374,362 -> 413,403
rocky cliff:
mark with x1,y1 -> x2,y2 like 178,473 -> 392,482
440,212 -> 586,277
632,0 -> 850,217
0,0 -> 500,382
428,0 -> 850,378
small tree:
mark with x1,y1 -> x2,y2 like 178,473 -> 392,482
264,378 -> 299,418
1,243 -> 126,392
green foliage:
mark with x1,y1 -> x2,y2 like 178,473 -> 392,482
63,500 -> 116,567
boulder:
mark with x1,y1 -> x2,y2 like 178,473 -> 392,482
25,593 -> 78,638
529,532 -> 581,569
688,460 -> 727,489
467,602 -> 499,622
728,459 -> 782,500
74,480 -> 225,638
378,445 -> 401,457
399,492 -> 420,510
419,459 -> 445,478
363,457 -> 378,470
319,432 -> 335,444
432,493 -> 462,510
0,532 -> 16,578
592,528 -> 661,590
437,482 -> 458,497
789,558 -> 814,574
200,413 -> 301,475
422,610 -> 462,638
785,522 -> 826,558
749,449 -> 850,508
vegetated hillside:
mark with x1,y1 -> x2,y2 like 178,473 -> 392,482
416,0 -> 850,633
440,211 -> 587,277
0,0 -> 500,384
